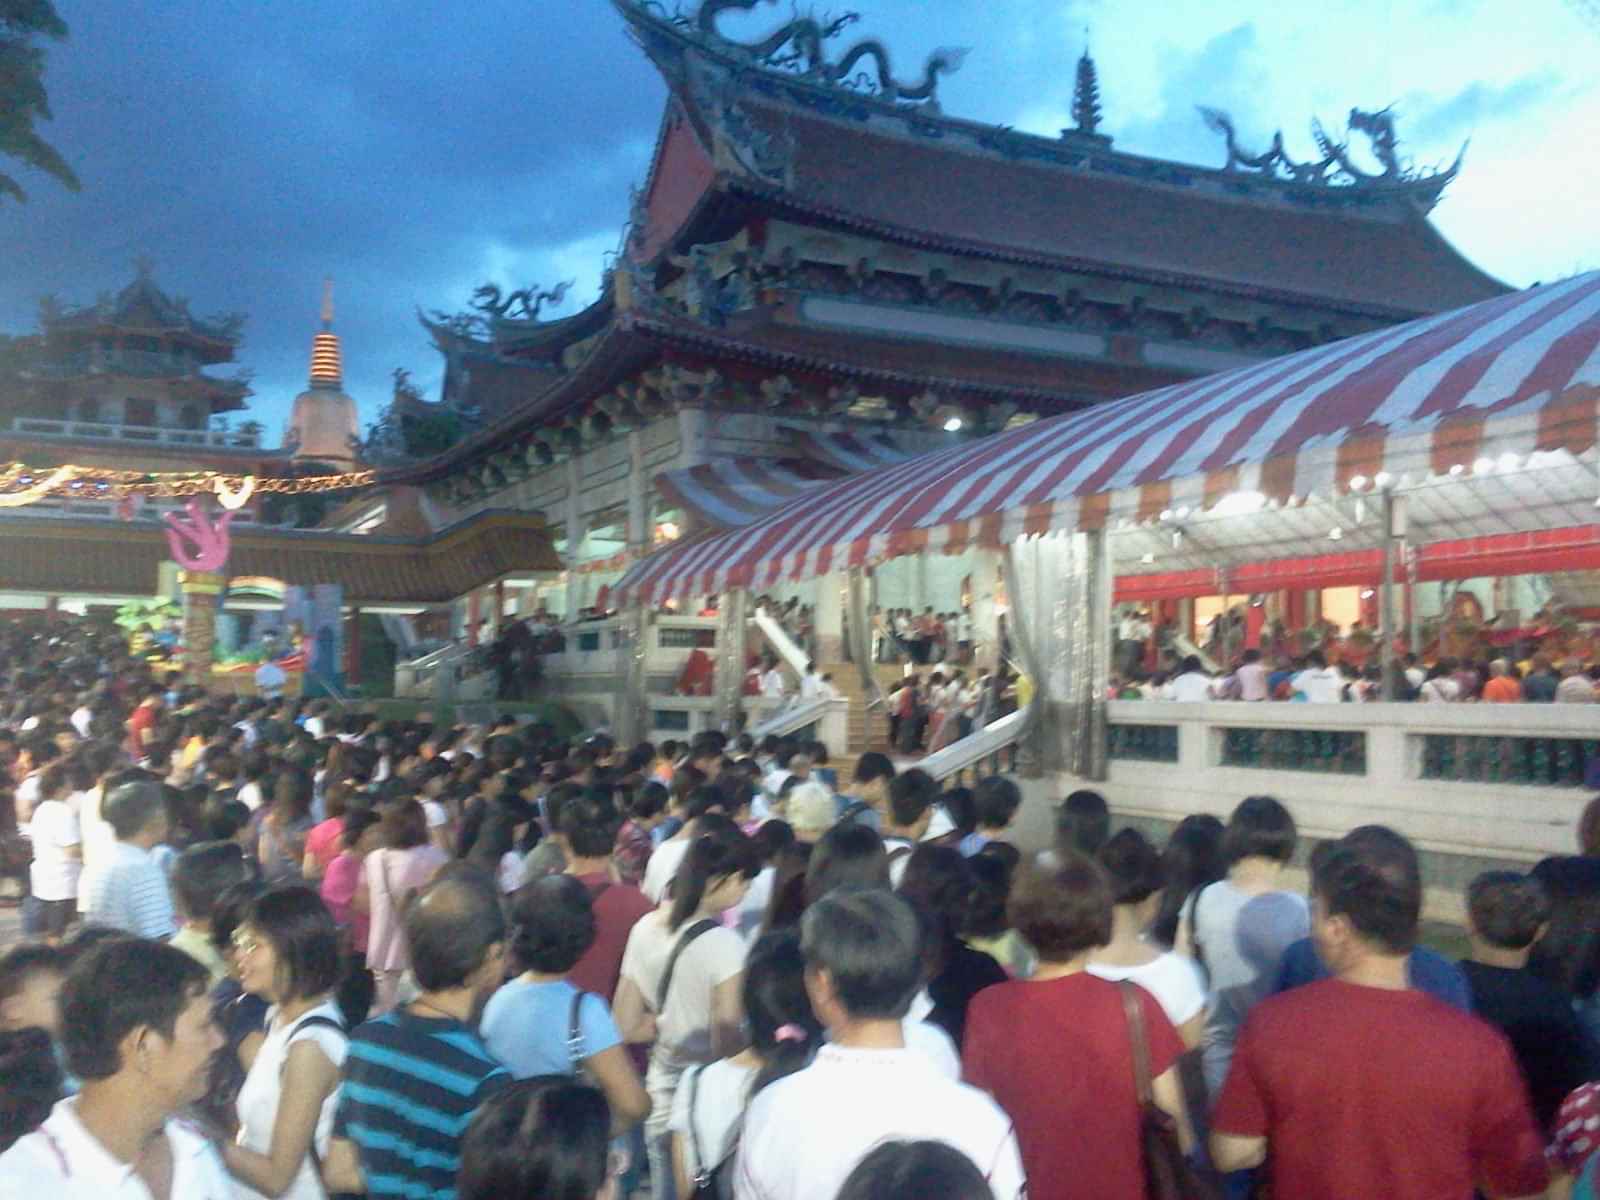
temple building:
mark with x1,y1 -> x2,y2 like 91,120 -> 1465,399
0,261 -> 281,529
376,0 -> 1504,723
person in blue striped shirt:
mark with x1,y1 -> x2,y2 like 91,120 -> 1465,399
323,866 -> 510,1200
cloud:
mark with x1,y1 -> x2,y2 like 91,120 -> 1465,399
1402,74 -> 1565,147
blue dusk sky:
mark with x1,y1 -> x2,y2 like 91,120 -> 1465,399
3,0 -> 1597,442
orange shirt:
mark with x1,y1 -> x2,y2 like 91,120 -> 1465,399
1482,676 -> 1523,703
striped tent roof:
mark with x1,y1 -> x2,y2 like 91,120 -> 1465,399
616,273 -> 1600,604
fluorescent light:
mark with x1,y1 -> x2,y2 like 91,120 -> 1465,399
1212,490 -> 1266,517
943,416 -> 964,432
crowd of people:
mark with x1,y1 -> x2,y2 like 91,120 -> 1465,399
1120,647 -> 1600,705
0,612 -> 1598,1199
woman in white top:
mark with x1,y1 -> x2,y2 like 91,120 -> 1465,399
223,886 -> 349,1200
670,930 -> 822,1196
25,762 -> 81,942
359,799 -> 449,1013
614,816 -> 754,1200
1086,830 -> 1206,1047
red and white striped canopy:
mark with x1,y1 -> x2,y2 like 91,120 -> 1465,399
617,273 -> 1600,604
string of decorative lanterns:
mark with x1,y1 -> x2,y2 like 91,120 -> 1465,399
0,461 -> 377,509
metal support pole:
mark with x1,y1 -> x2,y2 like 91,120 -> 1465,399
714,588 -> 749,733
1085,525 -> 1113,782
1379,491 -> 1406,700
615,601 -> 648,745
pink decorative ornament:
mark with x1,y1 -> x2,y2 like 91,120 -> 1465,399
164,497 -> 234,572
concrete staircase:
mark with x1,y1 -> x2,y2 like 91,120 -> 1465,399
818,660 -> 905,755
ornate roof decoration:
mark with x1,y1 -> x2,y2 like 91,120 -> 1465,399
41,258 -> 245,346
1198,105 -> 1464,208
1069,48 -> 1105,139
668,0 -> 970,108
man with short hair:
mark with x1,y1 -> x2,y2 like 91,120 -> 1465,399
882,769 -> 936,886
1521,654 -> 1559,702
124,686 -> 163,760
325,867 -> 511,1200
736,890 -> 1025,1200
78,781 -> 176,939
1290,650 -> 1342,703
1211,829 -> 1548,1200
0,939 -> 230,1197
959,776 -> 1021,857
1234,648 -> 1269,701
1555,659 -> 1596,703
1482,659 -> 1524,703
838,751 -> 896,830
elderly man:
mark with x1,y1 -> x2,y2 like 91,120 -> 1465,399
1555,660 -> 1597,703
1481,659 -> 1523,703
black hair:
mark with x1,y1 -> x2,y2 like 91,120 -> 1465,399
682,784 -> 728,823
511,875 -> 596,974
835,1139 -> 996,1200
245,886 -> 342,1000
800,889 -> 923,1021
171,841 -> 250,922
209,879 -> 269,956
559,788 -> 623,859
1057,789 -> 1110,857
0,944 -> 67,1009
668,815 -> 756,931
458,1076 -> 611,1200
852,752 -> 896,785
628,781 -> 669,823
103,779 -> 167,840
341,807 -> 383,850
887,769 -> 938,829
966,846 -> 1019,939
937,787 -> 977,839
805,823 -> 889,907
1312,825 -> 1421,955
898,844 -> 975,952
743,930 -> 824,1098
203,796 -> 252,842
0,1028 -> 62,1154
1150,814 -> 1226,949
1096,828 -> 1164,906
405,866 -> 508,992
1528,855 -> 1600,999
60,939 -> 209,1080
1221,794 -> 1298,865
973,776 -> 1021,833
1467,870 -> 1549,951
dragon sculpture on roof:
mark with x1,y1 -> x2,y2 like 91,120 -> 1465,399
651,0 -> 968,105
1198,105 -> 1464,203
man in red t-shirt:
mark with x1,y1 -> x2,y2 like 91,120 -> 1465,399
1212,828 -> 1548,1200
559,789 -> 655,1001
124,686 -> 164,761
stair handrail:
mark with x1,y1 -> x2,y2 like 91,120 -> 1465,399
748,695 -> 832,740
917,702 -> 1034,783
751,604 -> 811,678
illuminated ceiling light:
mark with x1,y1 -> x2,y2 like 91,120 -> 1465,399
1175,505 -> 1191,519
1498,452 -> 1521,472
1212,489 -> 1266,517
1329,526 -> 1344,541
1140,552 -> 1155,564
1348,474 -> 1369,492
1448,464 -> 1465,476
1159,508 -> 1173,522
943,416 -> 964,432
1473,457 -> 1495,474
1360,588 -> 1375,599
1374,471 -> 1393,489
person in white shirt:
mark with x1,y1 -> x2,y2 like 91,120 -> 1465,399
222,888 -> 349,1200
70,700 -> 95,741
26,763 -> 81,942
799,661 -> 825,700
881,771 -> 936,889
1164,655 -> 1216,702
759,657 -> 787,700
1233,648 -> 1270,702
0,938 -> 230,1198
1291,650 -> 1344,703
736,889 -> 1026,1200
78,780 -> 177,940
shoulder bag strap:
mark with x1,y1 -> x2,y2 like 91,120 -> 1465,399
656,918 -> 718,1012
280,1011 -> 347,1180
1119,981 -> 1154,1106
1187,882 -> 1209,963
567,989 -> 589,1072
687,1064 -> 710,1189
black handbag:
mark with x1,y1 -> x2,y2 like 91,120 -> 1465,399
1120,982 -> 1222,1200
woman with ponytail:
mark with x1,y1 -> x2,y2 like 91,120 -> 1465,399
614,813 -> 755,1200
669,930 -> 822,1198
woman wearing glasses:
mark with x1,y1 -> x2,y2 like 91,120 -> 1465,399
223,886 -> 349,1200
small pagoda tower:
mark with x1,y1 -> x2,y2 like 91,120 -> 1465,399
285,279 -> 361,466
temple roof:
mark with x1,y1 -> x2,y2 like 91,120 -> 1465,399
42,262 -> 243,362
618,0 -> 1506,319
0,508 -> 560,604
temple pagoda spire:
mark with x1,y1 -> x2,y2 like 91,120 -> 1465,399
1062,38 -> 1113,147
308,276 -> 343,388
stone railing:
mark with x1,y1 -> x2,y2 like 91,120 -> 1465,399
920,704 -> 1032,784
1102,700 -> 1596,867
9,416 -> 262,448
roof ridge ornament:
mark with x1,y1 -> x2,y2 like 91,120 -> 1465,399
688,0 -> 968,106
1198,104 -> 1465,208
